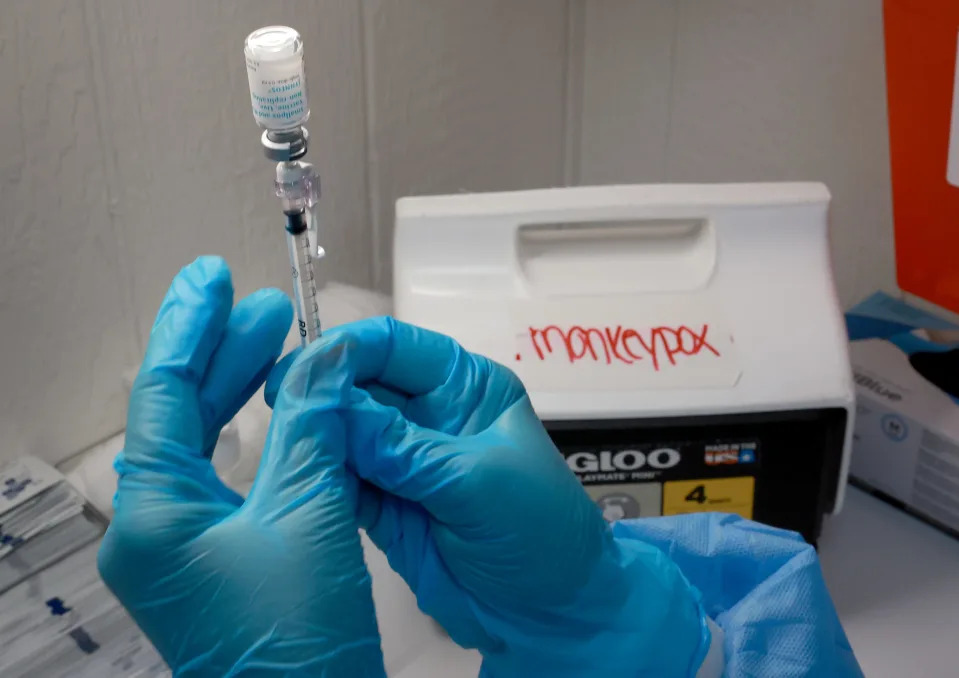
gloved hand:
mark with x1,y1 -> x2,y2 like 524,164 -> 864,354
98,257 -> 385,677
266,318 -> 716,677
612,513 -> 864,677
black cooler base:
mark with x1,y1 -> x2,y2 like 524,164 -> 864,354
546,408 -> 848,544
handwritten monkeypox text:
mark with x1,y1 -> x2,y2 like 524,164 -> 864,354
526,324 -> 720,371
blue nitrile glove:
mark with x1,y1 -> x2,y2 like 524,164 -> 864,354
98,257 -> 385,677
266,317 -> 717,678
614,514 -> 864,677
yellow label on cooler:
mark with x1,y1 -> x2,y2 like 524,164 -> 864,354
662,477 -> 754,519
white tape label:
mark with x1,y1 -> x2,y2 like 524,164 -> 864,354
511,296 -> 741,390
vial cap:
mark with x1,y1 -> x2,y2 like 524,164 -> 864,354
245,26 -> 301,62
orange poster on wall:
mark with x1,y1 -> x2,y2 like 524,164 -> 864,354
885,0 -> 959,314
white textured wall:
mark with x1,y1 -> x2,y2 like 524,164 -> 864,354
1,0 -> 575,463
362,0 -> 573,288
579,0 -> 896,308
0,2 -> 141,465
0,0 -> 894,464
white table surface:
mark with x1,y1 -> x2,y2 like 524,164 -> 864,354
396,485 -> 959,677
819,486 -> 959,678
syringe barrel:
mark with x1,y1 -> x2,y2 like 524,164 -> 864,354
244,26 -> 310,131
287,228 -> 322,345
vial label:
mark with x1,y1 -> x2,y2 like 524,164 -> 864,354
246,58 -> 309,130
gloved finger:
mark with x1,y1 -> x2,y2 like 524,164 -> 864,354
124,257 -> 233,468
357,483 -> 429,577
356,480 -> 384,531
199,288 -> 292,450
246,334 -> 360,529
361,382 -> 409,415
265,349 -> 413,414
326,317 -> 468,394
357,483 -> 496,649
325,317 -> 526,432
359,485 -> 428,580
264,348 -> 301,408
343,388 -> 464,519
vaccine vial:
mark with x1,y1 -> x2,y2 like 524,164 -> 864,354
244,26 -> 310,132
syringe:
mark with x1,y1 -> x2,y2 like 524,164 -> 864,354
244,26 -> 323,345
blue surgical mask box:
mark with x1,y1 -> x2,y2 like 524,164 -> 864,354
846,292 -> 959,538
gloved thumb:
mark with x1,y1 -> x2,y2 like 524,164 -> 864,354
343,389 -> 464,519
245,336 -> 358,529
264,347 -> 301,409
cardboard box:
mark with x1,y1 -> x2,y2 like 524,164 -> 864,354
846,292 -> 959,537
